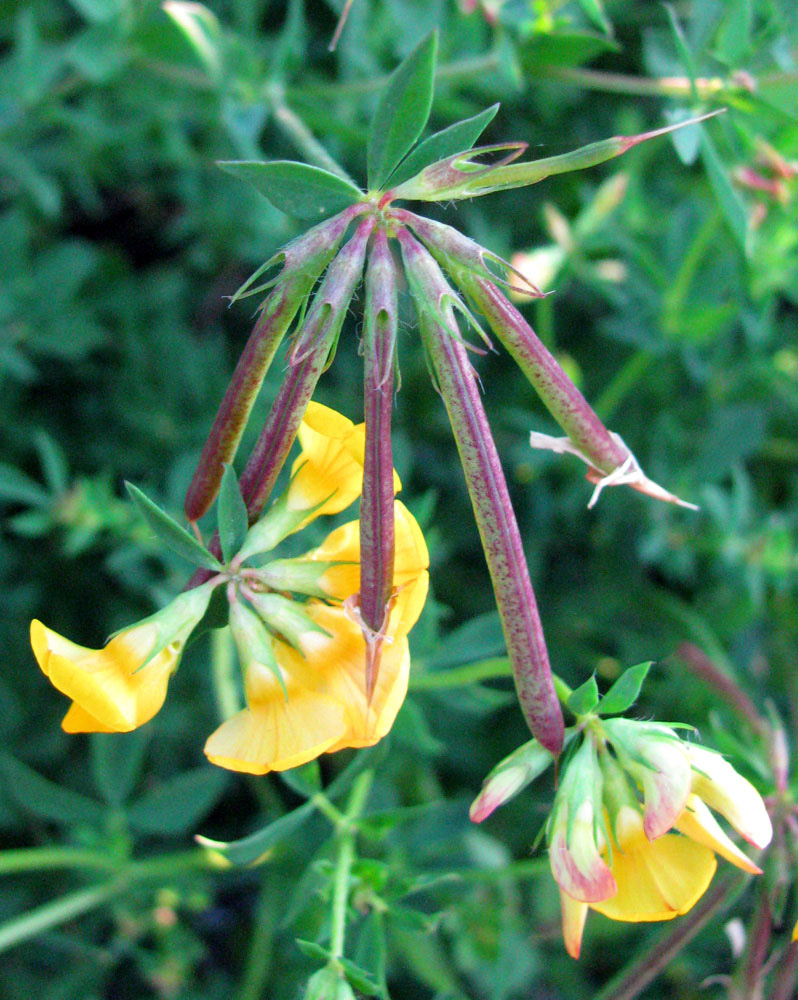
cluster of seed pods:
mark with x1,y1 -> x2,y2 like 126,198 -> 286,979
183,183 -> 696,757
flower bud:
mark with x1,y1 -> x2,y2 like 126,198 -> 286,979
245,591 -> 330,651
470,738 -> 554,823
685,744 -> 773,850
548,737 -> 615,903
602,719 -> 692,840
304,966 -> 356,1000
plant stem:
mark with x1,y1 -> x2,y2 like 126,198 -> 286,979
329,770 -> 373,961
595,870 -> 747,1000
0,847 -> 117,876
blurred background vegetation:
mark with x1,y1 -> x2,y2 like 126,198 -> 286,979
1,0 -> 797,997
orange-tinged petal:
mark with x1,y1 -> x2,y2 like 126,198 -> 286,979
32,620 -> 177,731
559,890 -> 589,959
592,834 -> 716,922
61,702 -> 118,733
287,604 -> 410,749
674,794 -> 762,874
204,689 -> 347,774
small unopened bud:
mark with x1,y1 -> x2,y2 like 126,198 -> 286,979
470,738 -> 554,822
254,557 -> 340,599
304,966 -> 355,1000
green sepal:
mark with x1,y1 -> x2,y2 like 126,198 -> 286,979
229,602 -> 287,700
236,489 -> 330,563
126,482 -> 224,571
246,591 -> 331,651
217,160 -> 363,219
567,675 -> 600,716
596,661 -> 652,716
217,464 -> 249,564
367,31 -> 438,190
386,103 -> 499,188
254,557 -> 346,598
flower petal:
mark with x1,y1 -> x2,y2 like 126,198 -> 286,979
32,620 -> 176,731
675,794 -> 762,874
550,802 -> 617,904
592,834 -> 717,922
686,745 -> 773,850
559,890 -> 589,959
288,402 -> 398,521
604,720 -> 691,840
61,702 -> 118,733
296,604 -> 410,750
204,691 -> 347,774
306,501 -> 429,636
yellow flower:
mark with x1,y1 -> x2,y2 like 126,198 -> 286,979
558,778 -> 768,959
30,582 -> 217,733
559,806 -> 718,958
286,401 -> 399,524
30,403 -> 429,776
204,499 -> 429,774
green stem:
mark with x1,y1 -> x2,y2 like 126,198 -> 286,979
0,847 -> 117,876
0,849 -> 214,954
545,65 -> 728,99
663,209 -> 720,321
234,879 -> 279,1000
329,770 -> 373,961
410,657 -> 512,691
211,626 -> 242,721
287,51 -> 503,102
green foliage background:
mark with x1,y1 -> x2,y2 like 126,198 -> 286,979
1,0 -> 797,997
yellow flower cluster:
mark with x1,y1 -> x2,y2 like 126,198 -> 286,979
31,403 -> 429,775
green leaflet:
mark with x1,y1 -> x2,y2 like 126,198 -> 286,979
218,160 -> 362,219
367,31 -> 438,190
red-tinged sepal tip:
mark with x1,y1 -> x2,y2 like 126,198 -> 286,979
470,738 -> 556,822
620,109 -> 726,153
602,719 -> 692,841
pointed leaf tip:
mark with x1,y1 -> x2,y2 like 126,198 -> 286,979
126,482 -> 224,571
367,31 -> 439,190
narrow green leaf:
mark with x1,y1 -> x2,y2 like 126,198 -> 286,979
217,160 -> 362,219
0,754 -> 105,826
714,0 -> 752,65
217,464 -> 248,564
161,0 -> 222,80
700,130 -> 748,252
386,104 -> 499,188
0,463 -> 49,507
367,31 -> 438,190
33,430 -> 69,495
196,744 -> 386,866
279,760 -> 322,799
340,957 -> 384,997
90,731 -> 149,808
596,662 -> 653,716
197,799 -> 317,866
127,767 -> 228,835
126,482 -> 224,571
567,676 -> 600,716
295,938 -> 331,963
663,4 -> 698,101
